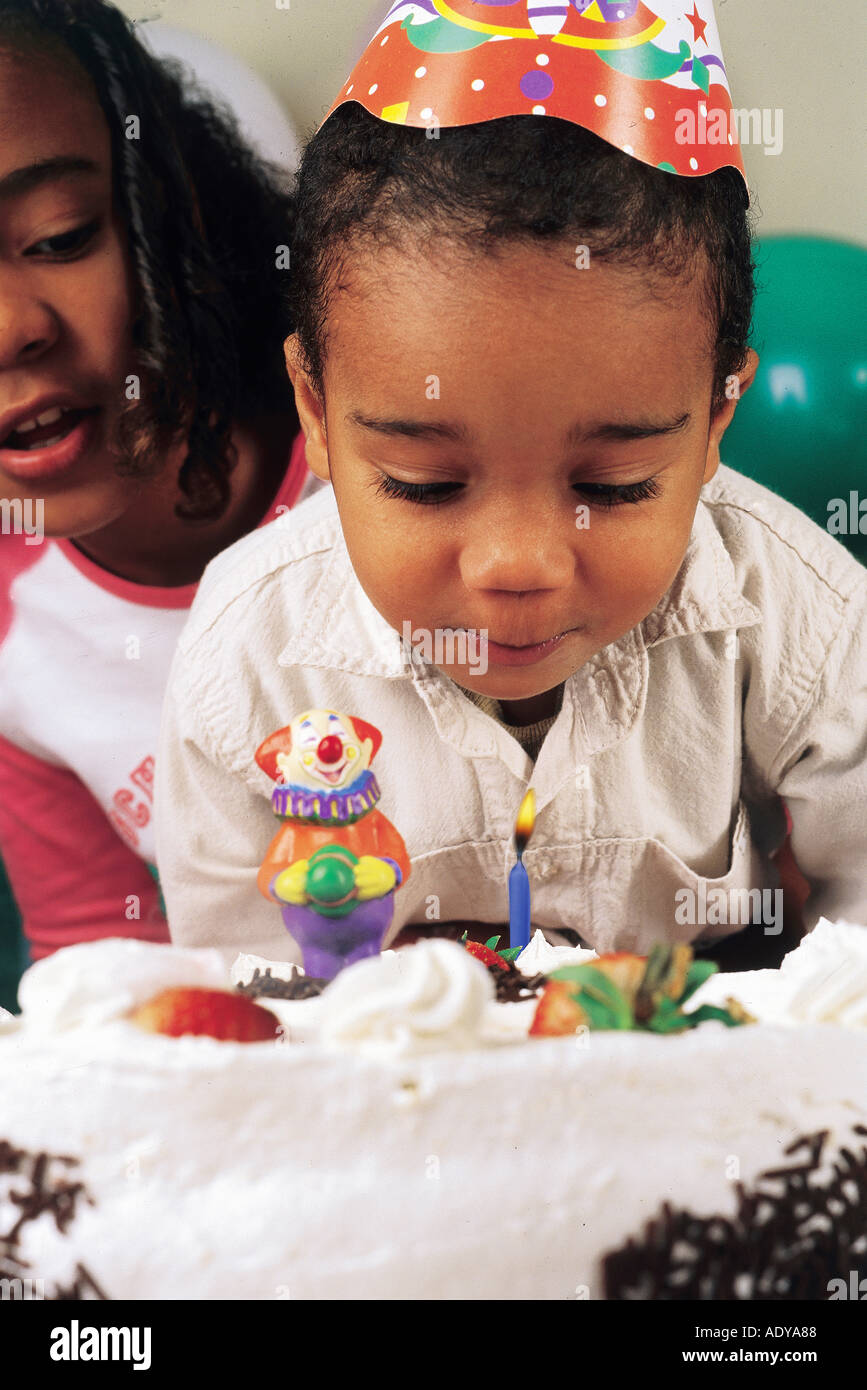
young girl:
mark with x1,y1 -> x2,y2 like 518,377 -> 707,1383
156,4 -> 866,965
0,0 -> 316,960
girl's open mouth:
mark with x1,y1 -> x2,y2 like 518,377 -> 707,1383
0,406 -> 100,483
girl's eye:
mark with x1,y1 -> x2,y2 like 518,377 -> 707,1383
574,477 -> 662,508
25,219 -> 101,259
376,474 -> 463,506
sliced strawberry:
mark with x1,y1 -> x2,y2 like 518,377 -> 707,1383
529,980 -> 588,1036
464,940 -> 510,971
592,952 -> 647,1004
129,987 -> 281,1042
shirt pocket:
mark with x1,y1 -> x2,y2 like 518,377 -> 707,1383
538,799 -> 775,954
384,803 -> 778,954
385,838 -> 510,939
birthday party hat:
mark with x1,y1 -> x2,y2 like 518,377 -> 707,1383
324,1 -> 747,189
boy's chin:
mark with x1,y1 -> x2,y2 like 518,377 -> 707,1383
442,668 -> 568,701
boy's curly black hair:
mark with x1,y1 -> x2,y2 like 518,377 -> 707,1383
291,103 -> 755,420
0,0 -> 298,522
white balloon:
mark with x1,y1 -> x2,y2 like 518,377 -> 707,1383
137,21 -> 302,172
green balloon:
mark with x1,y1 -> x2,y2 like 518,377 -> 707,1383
721,237 -> 867,566
305,844 -> 359,919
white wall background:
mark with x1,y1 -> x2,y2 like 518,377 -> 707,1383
117,0 -> 865,243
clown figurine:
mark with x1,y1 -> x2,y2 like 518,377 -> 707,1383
255,710 -> 411,979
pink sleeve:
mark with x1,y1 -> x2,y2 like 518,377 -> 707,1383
0,734 -> 169,960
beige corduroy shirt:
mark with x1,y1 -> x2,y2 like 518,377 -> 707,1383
155,466 -> 867,964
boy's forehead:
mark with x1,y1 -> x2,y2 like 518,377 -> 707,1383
328,238 -> 714,415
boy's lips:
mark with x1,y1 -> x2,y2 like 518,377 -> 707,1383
485,629 -> 578,667
447,624 -> 581,668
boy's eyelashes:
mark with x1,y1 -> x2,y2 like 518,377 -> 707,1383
375,474 -> 458,506
374,472 -> 662,508
23,217 -> 102,260
578,477 -> 662,508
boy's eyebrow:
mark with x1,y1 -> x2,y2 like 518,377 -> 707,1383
0,156 -> 100,201
346,411 -> 469,444
347,410 -> 691,446
565,412 -> 692,445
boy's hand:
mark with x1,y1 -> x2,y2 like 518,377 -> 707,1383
354,856 -> 396,900
272,860 -> 310,905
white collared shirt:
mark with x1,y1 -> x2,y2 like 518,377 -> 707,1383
155,465 -> 867,964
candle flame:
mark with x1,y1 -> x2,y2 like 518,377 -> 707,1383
514,788 -> 536,856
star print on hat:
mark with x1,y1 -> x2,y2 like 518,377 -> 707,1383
324,1 -> 747,188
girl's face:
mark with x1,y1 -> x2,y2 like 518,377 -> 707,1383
0,44 -> 138,538
289,236 -> 757,701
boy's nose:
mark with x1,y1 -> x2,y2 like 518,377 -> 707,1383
316,735 -> 344,764
460,512 -> 575,593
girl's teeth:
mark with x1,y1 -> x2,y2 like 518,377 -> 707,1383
11,406 -> 68,436
25,432 -> 67,449
8,410 -> 80,450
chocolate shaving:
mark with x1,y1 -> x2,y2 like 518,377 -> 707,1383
1,1139 -> 109,1300
235,965 -> 327,1001
487,961 -> 548,1002
238,955 -> 547,1004
603,1125 -> 867,1300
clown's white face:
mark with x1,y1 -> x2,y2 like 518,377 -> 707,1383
275,711 -> 370,790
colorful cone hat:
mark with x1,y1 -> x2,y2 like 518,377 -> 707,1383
324,1 -> 747,189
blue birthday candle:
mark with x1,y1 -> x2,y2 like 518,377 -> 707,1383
508,789 -> 536,950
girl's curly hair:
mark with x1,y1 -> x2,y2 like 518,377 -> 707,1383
291,104 -> 756,419
0,0 -> 298,522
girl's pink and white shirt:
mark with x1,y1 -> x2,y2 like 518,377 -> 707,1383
0,431 -> 316,958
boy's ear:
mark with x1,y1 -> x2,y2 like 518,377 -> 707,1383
703,349 -> 759,486
284,334 -> 331,483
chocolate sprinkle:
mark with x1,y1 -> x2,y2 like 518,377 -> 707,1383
49,1262 -> 110,1301
603,1125 -> 867,1300
0,1139 -> 109,1300
236,965 -> 328,1001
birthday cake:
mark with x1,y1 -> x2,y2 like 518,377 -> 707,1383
1,921 -> 866,1301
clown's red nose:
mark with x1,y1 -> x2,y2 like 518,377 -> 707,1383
316,735 -> 344,764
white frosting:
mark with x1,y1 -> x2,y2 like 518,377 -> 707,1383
780,918 -> 867,1025
318,939 -> 494,1056
690,919 -> 867,1027
16,937 -> 230,1031
516,929 -> 597,976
